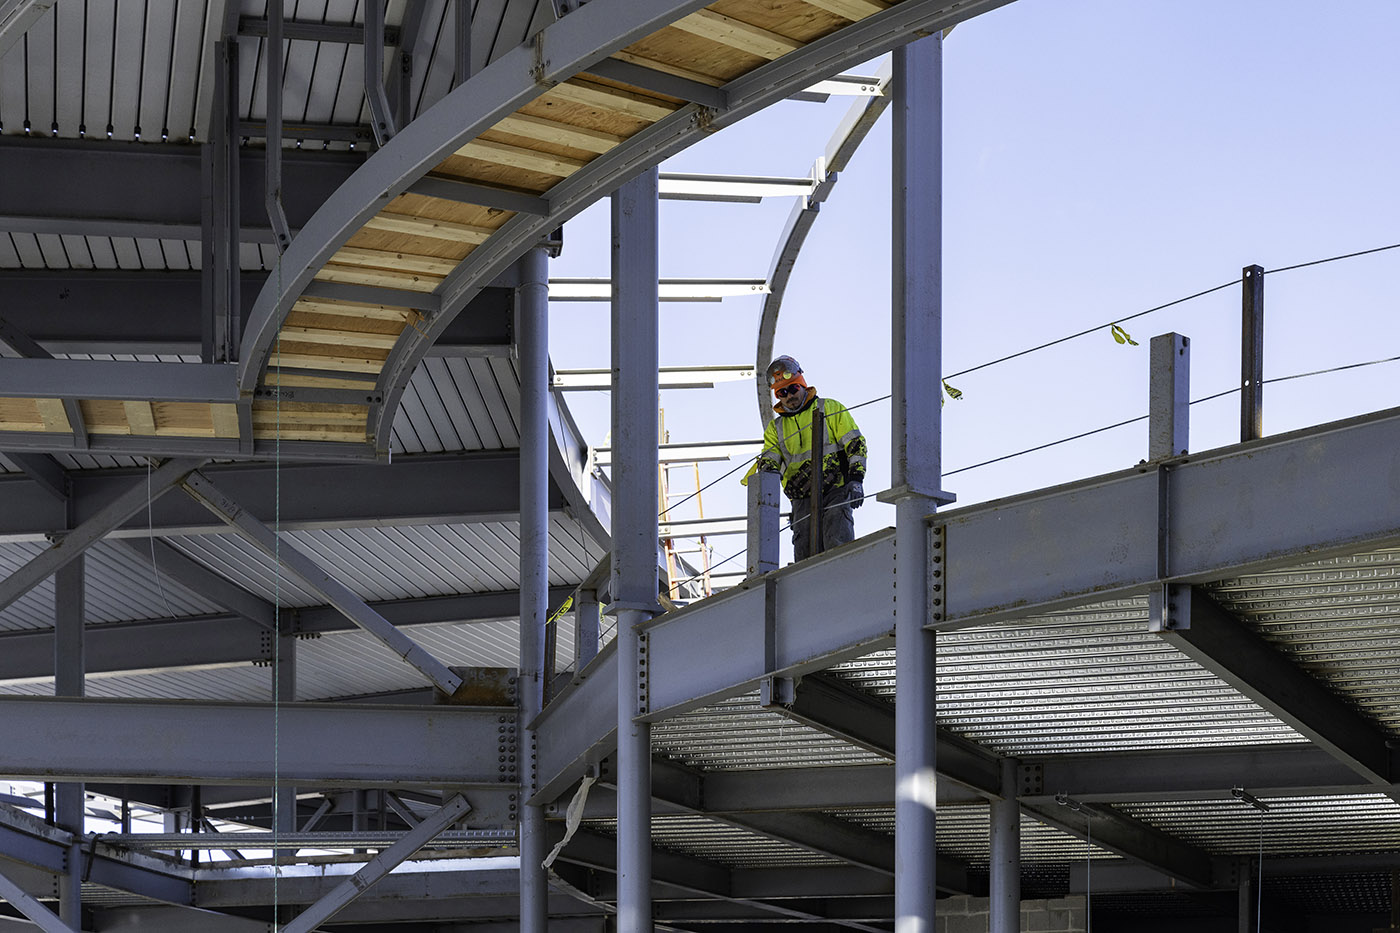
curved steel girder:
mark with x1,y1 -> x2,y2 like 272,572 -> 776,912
236,0 -> 717,395
369,0 -> 1013,449
238,0 -> 1017,453
754,62 -> 895,427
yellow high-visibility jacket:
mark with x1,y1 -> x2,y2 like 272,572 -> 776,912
745,391 -> 866,501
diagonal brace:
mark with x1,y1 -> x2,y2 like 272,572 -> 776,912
0,457 -> 205,613
0,866 -> 80,933
279,794 -> 471,933
179,471 -> 464,697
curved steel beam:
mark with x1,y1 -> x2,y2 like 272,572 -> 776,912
236,0 -> 718,396
755,60 -> 893,426
369,0 -> 1013,448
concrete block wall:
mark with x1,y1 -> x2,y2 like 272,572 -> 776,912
934,895 -> 1088,933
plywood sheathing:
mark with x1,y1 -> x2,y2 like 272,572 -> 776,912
0,398 -> 63,433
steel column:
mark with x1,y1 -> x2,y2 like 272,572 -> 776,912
885,32 -> 952,933
1240,265 -> 1264,442
274,629 -> 297,861
54,556 -> 84,926
518,245 -> 551,932
989,758 -> 1020,933
611,166 -> 661,933
455,0 -> 472,86
203,38 -> 240,362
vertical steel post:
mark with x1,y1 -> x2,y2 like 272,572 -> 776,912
265,0 -> 291,253
275,630 -> 298,861
1148,333 -> 1190,461
885,32 -> 954,933
54,555 -> 84,926
990,758 -> 1022,933
518,245 -> 551,933
454,0 -> 473,87
364,0 -> 398,146
204,39 -> 240,363
1240,265 -> 1264,442
746,470 -> 779,578
574,588 -> 600,672
611,167 -> 661,933
1238,859 -> 1253,933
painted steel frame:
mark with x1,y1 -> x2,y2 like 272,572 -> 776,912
0,697 -> 511,786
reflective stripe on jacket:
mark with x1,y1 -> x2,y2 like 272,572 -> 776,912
750,393 -> 865,500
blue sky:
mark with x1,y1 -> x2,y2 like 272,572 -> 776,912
547,0 -> 1400,572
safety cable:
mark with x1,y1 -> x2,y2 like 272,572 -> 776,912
660,238 -> 1400,519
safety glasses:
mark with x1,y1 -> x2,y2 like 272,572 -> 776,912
775,385 -> 803,398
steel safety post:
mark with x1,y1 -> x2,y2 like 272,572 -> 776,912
882,31 -> 954,933
990,758 -> 1021,933
54,555 -> 84,926
611,166 -> 662,933
746,469 -> 779,578
574,588 -> 601,671
1149,333 -> 1191,461
518,244 -> 551,932
1241,265 -> 1264,442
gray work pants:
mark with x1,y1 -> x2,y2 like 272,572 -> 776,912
790,493 -> 855,561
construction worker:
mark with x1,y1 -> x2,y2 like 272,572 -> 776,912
749,355 -> 867,560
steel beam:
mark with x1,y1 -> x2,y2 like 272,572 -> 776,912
263,0 -> 292,253
280,796 -> 472,933
238,15 -> 401,44
517,244 -> 551,932
0,458 -> 204,613
179,471 -> 465,697
0,453 -> 66,502
1160,589 -> 1397,786
0,359 -> 236,402
0,0 -> 54,56
0,697 -> 509,785
0,453 -> 542,541
0,590 -> 572,684
0,137 -> 359,240
0,271 -> 510,356
117,538 -> 276,629
363,0 -> 397,146
0,868 -> 78,933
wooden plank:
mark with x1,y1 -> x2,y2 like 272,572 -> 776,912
293,298 -> 421,322
546,79 -> 679,122
493,113 -> 626,154
211,404 -> 241,439
362,212 -> 495,244
455,138 -> 590,178
123,400 -> 157,435
34,399 -> 73,433
800,0 -> 888,20
252,426 -> 367,442
152,402 -> 217,436
280,327 -> 400,350
710,0 -> 849,39
671,9 -> 803,59
0,399 -> 47,432
262,371 -> 380,390
329,246 -> 461,276
268,351 -> 386,374
608,50 -> 727,88
313,265 -> 443,293
252,408 -> 369,426
78,400 -> 125,432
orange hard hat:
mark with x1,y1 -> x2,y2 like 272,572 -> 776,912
766,355 -> 807,394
